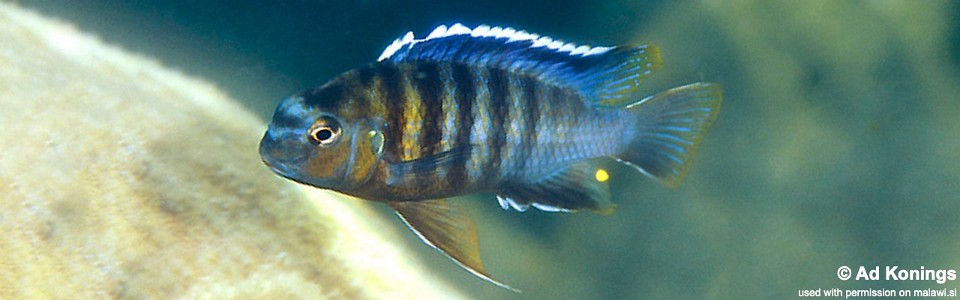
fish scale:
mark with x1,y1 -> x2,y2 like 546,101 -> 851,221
438,63 -> 459,153
500,71 -> 526,180
399,65 -> 423,161
259,23 -> 722,290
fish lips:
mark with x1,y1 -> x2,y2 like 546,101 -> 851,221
258,132 -> 339,189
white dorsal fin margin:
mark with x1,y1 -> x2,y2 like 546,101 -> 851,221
531,36 -> 552,48
377,23 -> 614,62
447,23 -> 472,35
426,25 -> 448,39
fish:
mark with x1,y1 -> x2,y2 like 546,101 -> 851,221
259,23 -> 722,290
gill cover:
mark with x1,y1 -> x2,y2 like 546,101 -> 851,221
301,116 -> 385,191
341,119 -> 385,189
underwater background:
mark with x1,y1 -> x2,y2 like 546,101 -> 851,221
14,0 -> 960,299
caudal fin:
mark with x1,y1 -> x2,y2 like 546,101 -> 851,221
618,83 -> 722,187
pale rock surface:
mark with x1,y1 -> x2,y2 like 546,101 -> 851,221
0,4 -> 465,299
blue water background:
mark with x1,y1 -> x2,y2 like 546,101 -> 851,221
22,1 -> 960,299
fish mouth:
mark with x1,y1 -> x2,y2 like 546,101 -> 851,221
259,133 -> 306,180
262,162 -> 342,191
267,166 -> 311,186
259,129 -> 348,190
259,142 -> 339,190
260,154 -> 299,180
260,156 -> 322,188
261,157 -> 292,178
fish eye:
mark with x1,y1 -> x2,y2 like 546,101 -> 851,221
308,117 -> 341,146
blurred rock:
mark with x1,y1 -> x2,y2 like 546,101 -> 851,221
0,4 -> 465,299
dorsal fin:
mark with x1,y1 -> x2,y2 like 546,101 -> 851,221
377,23 -> 662,108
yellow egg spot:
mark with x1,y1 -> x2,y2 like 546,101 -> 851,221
595,169 -> 609,182
368,130 -> 376,137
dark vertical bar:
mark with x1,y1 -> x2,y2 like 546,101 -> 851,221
412,62 -> 444,187
519,74 -> 540,177
414,62 -> 443,157
304,80 -> 346,111
486,67 -> 509,182
343,67 -> 373,120
450,64 -> 475,187
378,64 -> 406,160
353,65 -> 376,90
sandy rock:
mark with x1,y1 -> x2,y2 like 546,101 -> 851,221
0,4 -> 464,299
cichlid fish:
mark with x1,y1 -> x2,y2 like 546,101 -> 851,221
259,23 -> 721,290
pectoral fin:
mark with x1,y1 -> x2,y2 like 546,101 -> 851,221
390,199 -> 518,291
386,146 -> 474,187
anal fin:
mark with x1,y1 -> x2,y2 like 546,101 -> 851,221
498,161 -> 615,215
389,199 -> 518,291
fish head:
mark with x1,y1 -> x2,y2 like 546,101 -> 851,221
259,89 -> 384,192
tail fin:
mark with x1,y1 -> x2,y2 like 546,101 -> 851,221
618,83 -> 722,187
